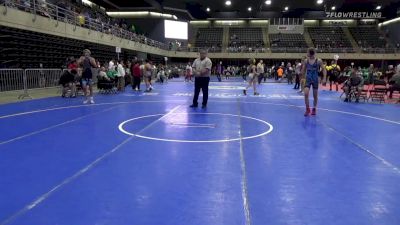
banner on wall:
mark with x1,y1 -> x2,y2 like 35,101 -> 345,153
325,12 -> 383,19
277,25 -> 296,31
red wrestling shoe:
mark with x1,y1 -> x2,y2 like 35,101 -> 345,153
304,107 -> 311,116
311,108 -> 316,115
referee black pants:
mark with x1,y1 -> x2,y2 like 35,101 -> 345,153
193,77 -> 210,106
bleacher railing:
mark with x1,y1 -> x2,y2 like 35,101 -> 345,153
1,0 -> 168,50
1,0 -> 400,55
0,69 -> 24,93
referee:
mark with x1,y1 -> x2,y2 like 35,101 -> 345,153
190,49 -> 212,108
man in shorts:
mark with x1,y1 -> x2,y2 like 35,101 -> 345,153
77,49 -> 97,104
301,47 -> 327,116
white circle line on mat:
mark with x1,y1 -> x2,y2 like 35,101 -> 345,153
118,112 -> 274,143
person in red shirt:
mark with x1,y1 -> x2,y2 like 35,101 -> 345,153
67,58 -> 78,70
130,59 -> 142,91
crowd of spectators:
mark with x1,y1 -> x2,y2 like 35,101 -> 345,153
227,34 -> 265,53
6,0 -> 165,48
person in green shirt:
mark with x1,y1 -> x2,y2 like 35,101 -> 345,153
106,69 -> 118,80
343,68 -> 364,103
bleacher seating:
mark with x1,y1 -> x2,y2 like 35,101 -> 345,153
194,28 -> 223,52
349,27 -> 389,50
269,33 -> 308,53
308,27 -> 354,53
229,28 -> 264,48
0,26 -> 136,68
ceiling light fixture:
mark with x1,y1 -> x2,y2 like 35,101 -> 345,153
376,5 -> 381,10
331,6 -> 336,10
265,0 -> 271,5
317,0 -> 323,5
206,7 -> 210,12
284,6 -> 289,11
248,7 -> 252,12
225,1 -> 232,6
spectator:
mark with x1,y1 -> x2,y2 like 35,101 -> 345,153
286,63 -> 294,85
106,66 -> 118,80
185,62 -> 193,82
277,66 -> 284,81
67,57 -> 77,70
108,59 -> 115,71
388,65 -> 400,100
125,61 -> 132,87
98,66 -> 110,81
384,65 -> 395,82
368,64 -> 375,84
257,60 -> 265,84
343,68 -> 364,103
59,69 -> 77,98
131,59 -> 142,91
116,60 -> 126,91
294,61 -> 302,90
157,66 -> 167,84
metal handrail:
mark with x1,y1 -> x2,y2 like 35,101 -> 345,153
2,0 -> 168,49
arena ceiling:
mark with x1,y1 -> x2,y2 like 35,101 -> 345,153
96,0 -> 400,20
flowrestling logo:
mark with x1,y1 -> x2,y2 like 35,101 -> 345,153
325,12 -> 383,19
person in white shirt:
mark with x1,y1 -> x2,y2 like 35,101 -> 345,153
185,62 -> 193,82
190,49 -> 212,108
117,60 -> 126,91
108,59 -> 115,71
257,60 -> 265,84
98,66 -> 110,81
286,62 -> 294,85
225,66 -> 231,80
157,66 -> 167,84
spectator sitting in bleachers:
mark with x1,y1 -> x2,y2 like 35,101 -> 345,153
59,69 -> 77,98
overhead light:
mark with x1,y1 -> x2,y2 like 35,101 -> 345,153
284,6 -> 289,11
250,20 -> 269,24
379,17 -> 400,26
206,7 -> 210,12
225,1 -> 231,6
82,0 -> 94,7
265,0 -> 271,5
331,6 -> 336,10
215,20 -> 245,25
376,5 -> 381,10
190,21 -> 211,24
248,7 -> 252,12
317,0 -> 323,4
106,11 -> 149,16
